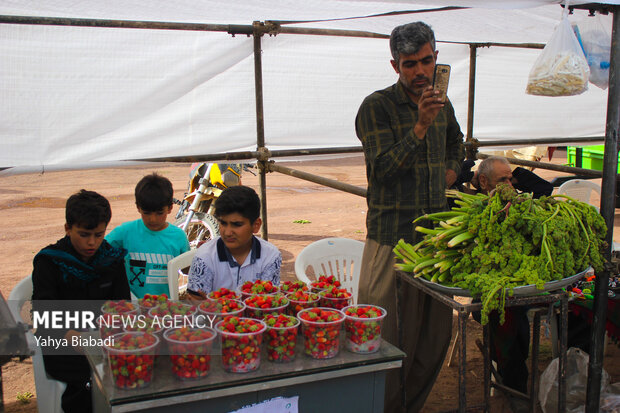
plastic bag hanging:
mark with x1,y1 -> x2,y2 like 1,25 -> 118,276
574,13 -> 612,90
526,10 -> 590,97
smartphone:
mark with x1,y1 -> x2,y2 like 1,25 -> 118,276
432,64 -> 451,102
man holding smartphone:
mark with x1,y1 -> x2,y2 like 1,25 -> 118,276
356,21 -> 464,412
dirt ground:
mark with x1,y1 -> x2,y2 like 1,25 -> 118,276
1,151 -> 619,412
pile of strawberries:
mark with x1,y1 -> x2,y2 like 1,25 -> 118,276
279,280 -> 308,293
343,305 -> 386,354
138,294 -> 169,314
298,308 -> 344,359
107,332 -> 158,389
207,288 -> 241,301
216,316 -> 266,373
285,290 -> 320,316
318,286 -> 352,310
165,327 -> 216,380
239,280 -> 279,299
310,275 -> 341,293
244,294 -> 289,319
263,313 -> 299,362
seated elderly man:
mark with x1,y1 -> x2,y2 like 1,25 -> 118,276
455,156 -> 553,198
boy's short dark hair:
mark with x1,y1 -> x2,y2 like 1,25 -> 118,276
214,186 -> 260,223
135,173 -> 174,212
66,189 -> 112,229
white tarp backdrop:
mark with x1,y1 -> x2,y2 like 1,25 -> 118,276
0,1 -> 616,173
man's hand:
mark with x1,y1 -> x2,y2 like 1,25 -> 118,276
413,87 -> 445,139
186,289 -> 207,304
446,169 -> 457,188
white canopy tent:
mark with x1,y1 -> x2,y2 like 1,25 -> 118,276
1,2 -> 619,412
0,0 -> 616,173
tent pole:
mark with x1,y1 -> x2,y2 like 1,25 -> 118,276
252,22 -> 269,241
586,6 -> 620,413
466,45 -> 477,159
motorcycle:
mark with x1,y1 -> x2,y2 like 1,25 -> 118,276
173,162 -> 253,248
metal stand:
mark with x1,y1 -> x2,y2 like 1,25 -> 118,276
395,272 -> 568,413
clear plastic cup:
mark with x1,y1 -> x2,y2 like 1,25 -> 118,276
99,301 -> 139,340
122,315 -> 166,340
163,327 -> 217,380
243,293 -> 289,320
148,301 -> 197,325
215,316 -> 266,373
342,304 -> 387,354
104,332 -> 159,389
285,291 -> 320,316
318,288 -> 352,310
263,313 -> 300,363
198,298 -> 246,328
297,307 -> 345,359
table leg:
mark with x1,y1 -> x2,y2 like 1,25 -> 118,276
396,274 -> 406,412
482,322 -> 490,413
458,310 -> 468,413
559,295 -> 568,413
530,310 -> 541,412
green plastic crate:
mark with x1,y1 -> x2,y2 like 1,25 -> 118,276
567,145 -> 620,173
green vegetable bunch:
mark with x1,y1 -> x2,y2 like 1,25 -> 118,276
394,184 -> 607,325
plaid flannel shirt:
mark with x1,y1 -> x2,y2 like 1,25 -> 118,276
356,81 -> 464,245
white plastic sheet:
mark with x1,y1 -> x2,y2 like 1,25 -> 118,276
0,1 -> 614,171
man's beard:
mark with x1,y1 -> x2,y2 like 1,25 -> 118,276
402,75 -> 430,97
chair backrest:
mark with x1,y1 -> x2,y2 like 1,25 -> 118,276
556,179 -> 601,205
294,237 -> 365,304
9,276 -> 66,413
8,275 -> 33,323
167,249 -> 197,300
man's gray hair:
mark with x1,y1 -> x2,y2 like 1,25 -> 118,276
389,22 -> 436,64
478,156 -> 510,178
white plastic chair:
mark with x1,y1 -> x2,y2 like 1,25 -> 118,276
8,275 -> 66,413
556,179 -> 619,250
167,249 -> 197,300
294,237 -> 365,304
556,179 -> 601,206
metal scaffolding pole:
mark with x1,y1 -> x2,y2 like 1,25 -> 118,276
586,5 -> 620,412
252,22 -> 269,241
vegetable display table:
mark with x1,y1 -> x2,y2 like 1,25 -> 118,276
395,272 -> 570,413
86,335 -> 404,413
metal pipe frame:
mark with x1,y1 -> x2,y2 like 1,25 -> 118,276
586,5 -> 620,412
